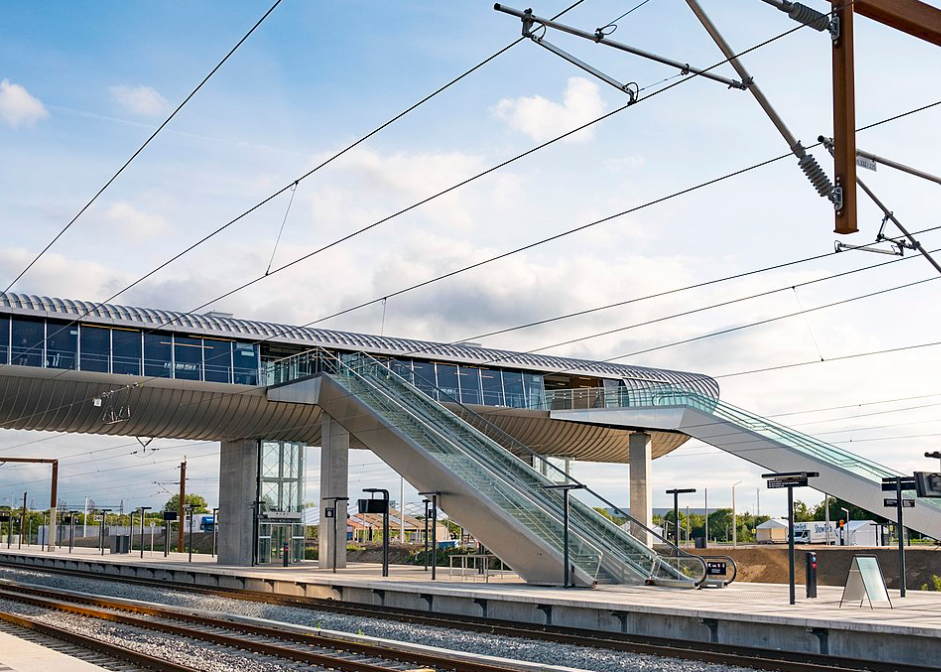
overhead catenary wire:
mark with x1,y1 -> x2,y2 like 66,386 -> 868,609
2,0 -> 286,294
0,18 -> 816,423
1,96 -> 937,435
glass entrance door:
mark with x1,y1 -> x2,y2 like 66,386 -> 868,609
257,522 -> 305,564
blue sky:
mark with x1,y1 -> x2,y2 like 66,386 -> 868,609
1,1 -> 940,519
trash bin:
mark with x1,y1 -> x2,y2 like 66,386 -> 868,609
694,536 -> 707,549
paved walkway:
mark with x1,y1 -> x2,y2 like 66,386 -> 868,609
6,546 -> 941,637
0,631 -> 107,672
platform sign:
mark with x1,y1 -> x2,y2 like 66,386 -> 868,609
767,478 -> 807,489
93,515 -> 103,522
706,561 -> 727,576
162,511 -> 178,521
883,499 -> 915,508
881,477 -> 916,492
840,555 -> 892,609
324,507 -> 335,519
0,513 -> 10,522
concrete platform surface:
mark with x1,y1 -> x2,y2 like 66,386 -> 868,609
0,630 -> 108,672
3,546 -> 941,666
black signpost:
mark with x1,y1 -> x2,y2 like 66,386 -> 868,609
418,491 -> 442,581
763,472 -> 818,605
665,488 -> 696,548
882,476 -> 916,597
361,489 -> 390,577
162,510 -> 177,558
324,495 -> 349,574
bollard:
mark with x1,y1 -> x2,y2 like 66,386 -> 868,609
806,551 -> 818,599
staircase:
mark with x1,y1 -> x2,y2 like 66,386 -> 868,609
267,349 -> 709,588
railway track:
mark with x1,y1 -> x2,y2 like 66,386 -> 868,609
0,561 -> 930,672
0,579 -> 540,672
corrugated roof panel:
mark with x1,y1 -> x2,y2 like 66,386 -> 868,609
0,291 -> 718,396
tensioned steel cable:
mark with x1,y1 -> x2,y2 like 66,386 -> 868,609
2,0 -> 286,294
1,102 -> 936,433
0,0 -> 592,354
0,18 -> 818,427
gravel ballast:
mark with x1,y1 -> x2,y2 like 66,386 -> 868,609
0,567 -> 755,672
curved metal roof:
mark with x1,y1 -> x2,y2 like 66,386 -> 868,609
0,292 -> 718,397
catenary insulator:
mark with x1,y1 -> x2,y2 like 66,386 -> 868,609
787,3 -> 831,32
799,154 -> 833,198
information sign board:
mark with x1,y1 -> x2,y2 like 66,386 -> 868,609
883,498 -> 915,508
767,478 -> 807,489
882,477 -> 916,491
324,507 -> 335,519
706,561 -> 727,576
840,555 -> 892,609
0,513 -> 10,522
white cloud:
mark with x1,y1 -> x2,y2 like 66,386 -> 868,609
109,85 -> 170,117
0,79 -> 49,128
491,77 -> 607,143
104,202 -> 172,243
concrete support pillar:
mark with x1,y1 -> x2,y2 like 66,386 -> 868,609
319,413 -> 350,570
218,439 -> 259,566
629,432 -> 653,546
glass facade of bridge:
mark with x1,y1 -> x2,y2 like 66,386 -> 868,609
0,315 -> 260,385
1,314 -> 559,408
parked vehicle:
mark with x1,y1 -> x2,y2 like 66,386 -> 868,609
793,521 -> 838,544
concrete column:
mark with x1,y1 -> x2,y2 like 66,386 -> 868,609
218,439 -> 259,566
629,432 -> 653,546
319,413 -> 350,569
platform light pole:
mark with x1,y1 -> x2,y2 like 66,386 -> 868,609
324,496 -> 349,573
362,488 -> 390,577
542,483 -> 585,588
665,488 -> 696,550
186,505 -> 195,563
882,475 -> 916,598
418,491 -> 442,580
926,451 -> 941,471
139,507 -> 151,559
763,472 -> 818,605
731,481 -> 742,548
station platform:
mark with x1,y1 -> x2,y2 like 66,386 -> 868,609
0,629 -> 108,672
1,547 -> 940,668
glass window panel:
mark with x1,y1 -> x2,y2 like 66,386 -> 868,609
435,363 -> 458,400
46,321 -> 78,370
233,342 -> 259,385
502,370 -> 525,408
144,333 -> 173,378
457,366 -> 482,405
526,373 -> 545,410
112,329 -> 142,375
79,325 -> 110,373
0,315 -> 7,365
203,338 -> 232,383
412,360 -> 436,398
173,336 -> 203,381
389,358 -> 413,384
11,318 -> 45,367
480,368 -> 505,406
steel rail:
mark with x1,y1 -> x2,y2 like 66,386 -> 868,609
0,582 -> 527,672
0,562 -> 932,672
0,607 -> 199,672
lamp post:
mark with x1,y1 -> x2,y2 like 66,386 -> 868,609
418,492 -> 442,580
926,451 -> 941,471
362,488 -> 390,577
324,496 -> 349,573
139,507 -> 151,559
98,509 -> 112,555
665,488 -> 696,551
541,483 -> 585,588
731,481 -> 742,548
